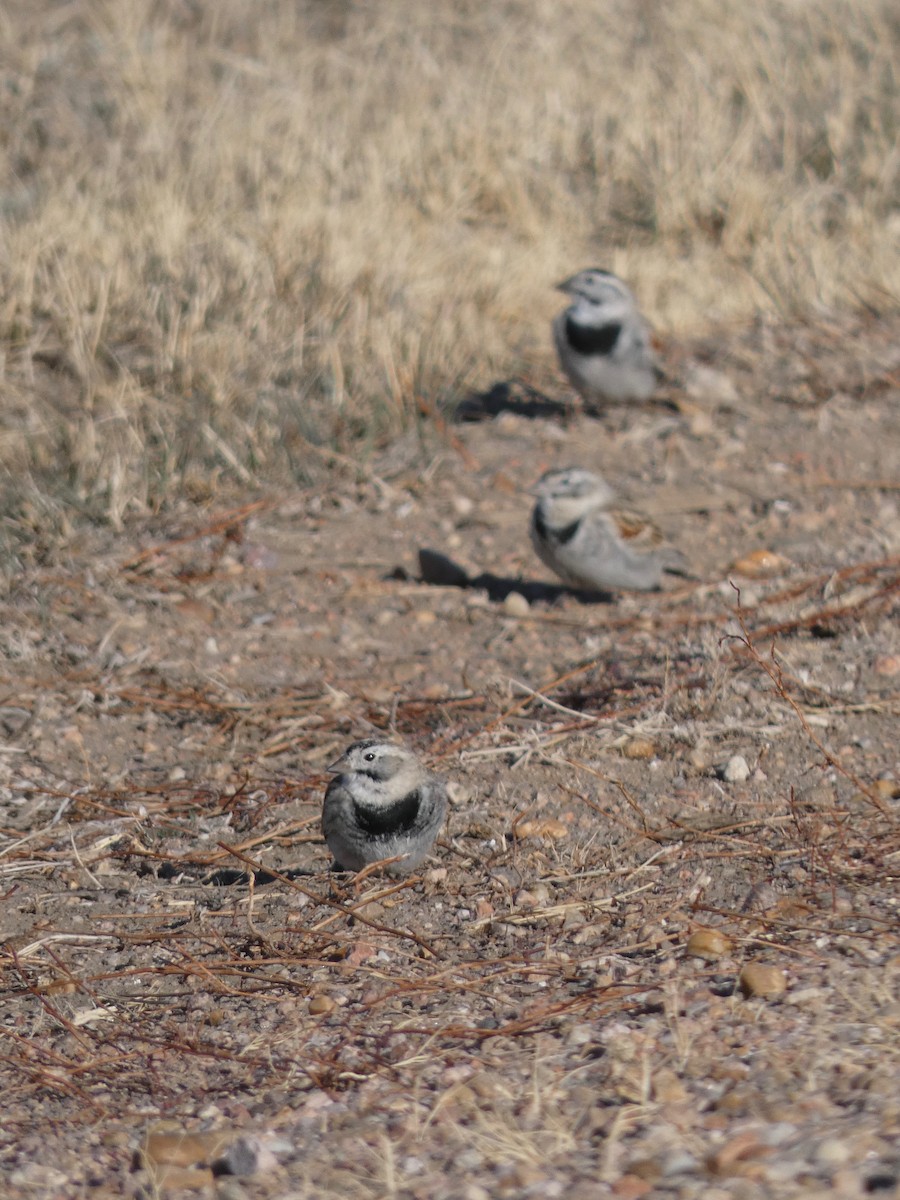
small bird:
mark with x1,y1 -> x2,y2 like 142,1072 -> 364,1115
552,268 -> 663,409
321,739 -> 448,874
530,467 -> 688,593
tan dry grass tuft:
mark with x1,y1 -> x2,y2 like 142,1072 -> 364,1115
0,0 -> 897,540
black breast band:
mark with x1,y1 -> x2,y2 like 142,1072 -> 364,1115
535,509 -> 581,545
355,790 -> 421,836
566,317 -> 622,357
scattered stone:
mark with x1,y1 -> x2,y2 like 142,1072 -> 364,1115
621,737 -> 656,760
515,883 -> 551,907
446,780 -> 474,805
813,1138 -> 852,1168
717,754 -> 750,783
515,817 -> 568,841
212,1135 -> 283,1177
308,993 -> 336,1015
503,591 -> 530,616
739,962 -> 788,998
730,549 -> 791,578
687,927 -> 733,960
872,653 -> 900,676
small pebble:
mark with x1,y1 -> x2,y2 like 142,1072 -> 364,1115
621,737 -> 656,760
687,928 -> 732,960
503,591 -> 530,616
814,1138 -> 852,1168
213,1137 -> 261,1177
717,755 -> 750,783
516,817 -> 567,841
308,994 -> 336,1015
730,549 -> 791,578
739,962 -> 787,998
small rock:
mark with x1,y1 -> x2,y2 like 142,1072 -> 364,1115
739,962 -> 787,998
566,1024 -> 595,1047
872,653 -> 900,676
446,780 -> 474,805
621,737 -> 656,760
814,1138 -> 852,1168
308,993 -> 336,1015
515,883 -> 551,907
730,549 -> 791,578
503,591 -> 530,616
516,817 -> 567,841
687,928 -> 732,960
212,1136 -> 270,1178
717,755 -> 750,783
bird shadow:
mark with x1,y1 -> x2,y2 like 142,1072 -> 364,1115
452,378 -> 681,423
453,379 -> 572,423
409,548 -> 615,606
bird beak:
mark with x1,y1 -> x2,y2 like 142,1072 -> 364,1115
326,753 -> 348,773
554,276 -> 575,294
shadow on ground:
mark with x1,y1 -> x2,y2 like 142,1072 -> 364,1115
410,547 -> 614,605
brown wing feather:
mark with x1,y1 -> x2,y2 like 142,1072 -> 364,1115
610,507 -> 664,550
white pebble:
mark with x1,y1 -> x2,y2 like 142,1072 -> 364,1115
719,754 -> 750,783
503,591 -> 530,616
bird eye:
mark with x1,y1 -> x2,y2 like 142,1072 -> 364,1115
363,751 -> 376,762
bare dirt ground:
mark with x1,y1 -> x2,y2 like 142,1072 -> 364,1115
1,314 -> 899,1198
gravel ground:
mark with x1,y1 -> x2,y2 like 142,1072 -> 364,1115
1,313 -> 899,1199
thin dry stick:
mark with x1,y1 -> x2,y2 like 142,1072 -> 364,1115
216,842 -> 441,957
120,499 -> 273,570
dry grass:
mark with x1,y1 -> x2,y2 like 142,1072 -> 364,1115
0,0 -> 897,547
